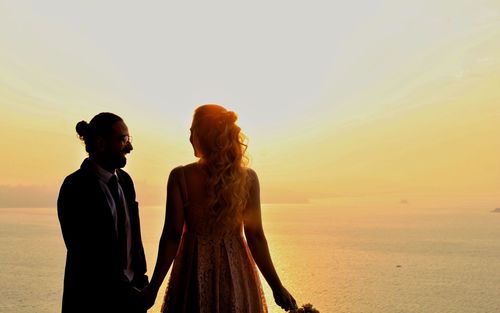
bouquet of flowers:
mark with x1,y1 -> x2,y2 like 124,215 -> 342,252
289,303 -> 320,313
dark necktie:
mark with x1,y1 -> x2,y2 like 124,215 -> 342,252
107,174 -> 128,267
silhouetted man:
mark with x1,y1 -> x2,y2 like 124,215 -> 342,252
57,113 -> 148,313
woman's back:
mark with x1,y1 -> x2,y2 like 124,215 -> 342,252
160,163 -> 268,313
180,163 -> 243,236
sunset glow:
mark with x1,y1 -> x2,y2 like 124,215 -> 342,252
1,1 -> 499,210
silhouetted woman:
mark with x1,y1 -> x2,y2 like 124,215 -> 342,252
143,104 -> 297,312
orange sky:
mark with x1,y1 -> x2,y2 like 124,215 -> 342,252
1,1 -> 499,209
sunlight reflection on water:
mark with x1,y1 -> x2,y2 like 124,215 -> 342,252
1,205 -> 500,313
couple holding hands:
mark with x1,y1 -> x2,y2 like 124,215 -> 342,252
57,104 -> 297,313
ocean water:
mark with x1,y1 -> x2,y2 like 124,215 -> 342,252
1,205 -> 500,313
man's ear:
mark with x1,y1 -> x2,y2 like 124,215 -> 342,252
95,136 -> 106,152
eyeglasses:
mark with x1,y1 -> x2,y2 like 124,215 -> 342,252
116,135 -> 132,144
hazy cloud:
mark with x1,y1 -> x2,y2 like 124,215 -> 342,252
0,185 -> 58,208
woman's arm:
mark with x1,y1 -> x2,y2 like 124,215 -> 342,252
143,168 -> 185,307
243,169 -> 297,311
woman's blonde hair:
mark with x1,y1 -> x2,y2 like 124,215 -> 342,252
191,104 -> 250,227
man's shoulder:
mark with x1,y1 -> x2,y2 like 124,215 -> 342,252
61,167 -> 91,188
61,159 -> 99,186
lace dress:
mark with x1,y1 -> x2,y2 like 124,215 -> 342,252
160,168 -> 268,313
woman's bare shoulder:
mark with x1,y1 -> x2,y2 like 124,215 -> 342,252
169,163 -> 196,175
183,162 -> 198,170
168,164 -> 190,183
245,167 -> 258,180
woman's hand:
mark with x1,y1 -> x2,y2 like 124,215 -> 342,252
273,285 -> 297,312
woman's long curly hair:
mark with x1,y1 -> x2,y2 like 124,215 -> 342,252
191,104 -> 250,228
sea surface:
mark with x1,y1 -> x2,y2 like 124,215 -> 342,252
1,204 -> 500,313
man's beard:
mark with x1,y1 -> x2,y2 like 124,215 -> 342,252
104,153 -> 127,170
115,154 -> 127,169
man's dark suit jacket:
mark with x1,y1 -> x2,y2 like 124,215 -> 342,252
57,159 -> 148,313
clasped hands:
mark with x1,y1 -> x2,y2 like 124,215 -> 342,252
131,284 -> 158,311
